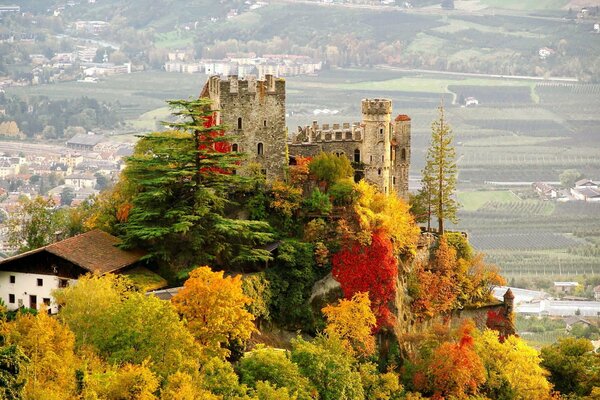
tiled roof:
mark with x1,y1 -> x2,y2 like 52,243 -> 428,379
395,114 -> 411,122
45,230 -> 145,274
0,229 -> 145,274
66,133 -> 104,146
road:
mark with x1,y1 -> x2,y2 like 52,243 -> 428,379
273,0 -> 573,23
0,141 -> 70,157
376,66 -> 579,83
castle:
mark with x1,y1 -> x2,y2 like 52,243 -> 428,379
201,75 -> 411,199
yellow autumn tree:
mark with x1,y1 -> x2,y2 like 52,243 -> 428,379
103,362 -> 160,400
5,312 -> 78,400
474,329 -> 553,400
172,266 -> 256,356
353,180 -> 419,255
161,371 -> 220,400
322,292 -> 377,357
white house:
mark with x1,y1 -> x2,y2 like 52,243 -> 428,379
554,281 -> 579,294
65,173 -> 97,189
0,230 -> 152,314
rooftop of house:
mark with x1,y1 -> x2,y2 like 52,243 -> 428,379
66,133 -> 104,147
554,281 -> 579,287
575,178 -> 597,187
0,229 -> 146,275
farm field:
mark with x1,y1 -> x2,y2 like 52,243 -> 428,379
457,190 -> 519,211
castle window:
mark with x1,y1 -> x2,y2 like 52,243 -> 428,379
370,155 -> 373,163
232,169 -> 237,175
237,117 -> 243,130
261,169 -> 267,175
381,155 -> 384,162
379,128 -> 384,138
354,149 -> 360,163
393,176 -> 396,185
263,119 -> 267,127
9,275 -> 15,284
232,143 -> 238,152
378,168 -> 381,176
8,294 -> 15,304
401,148 -> 406,161
257,142 -> 264,155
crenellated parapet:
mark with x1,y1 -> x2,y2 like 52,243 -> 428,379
361,99 -> 392,115
293,121 -> 364,144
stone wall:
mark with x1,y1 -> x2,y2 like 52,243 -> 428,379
203,75 -> 287,181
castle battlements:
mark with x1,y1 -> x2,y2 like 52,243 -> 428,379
201,76 -> 410,199
361,99 -> 392,115
293,121 -> 364,144
204,74 -> 285,97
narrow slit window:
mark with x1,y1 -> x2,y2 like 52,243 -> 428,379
401,148 -> 407,161
257,142 -> 264,155
237,117 -> 243,130
232,143 -> 238,152
354,149 -> 360,163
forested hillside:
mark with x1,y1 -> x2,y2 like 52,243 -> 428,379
1,98 -> 598,399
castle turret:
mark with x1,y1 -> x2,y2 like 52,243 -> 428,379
392,114 -> 411,199
361,99 -> 393,194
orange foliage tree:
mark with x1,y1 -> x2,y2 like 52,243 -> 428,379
428,321 -> 486,399
332,230 -> 398,330
322,292 -> 377,357
172,266 -> 256,356
411,236 -> 459,318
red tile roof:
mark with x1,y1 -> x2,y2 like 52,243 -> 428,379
0,229 -> 146,274
395,114 -> 411,122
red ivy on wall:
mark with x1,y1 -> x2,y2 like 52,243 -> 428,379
332,230 -> 398,330
198,113 -> 233,174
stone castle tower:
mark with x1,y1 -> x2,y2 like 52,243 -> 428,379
201,75 -> 410,198
201,74 -> 287,181
290,98 -> 411,199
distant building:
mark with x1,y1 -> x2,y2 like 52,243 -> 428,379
66,133 -> 104,151
464,97 -> 479,107
538,47 -> 556,60
533,182 -> 557,199
65,173 -> 97,189
575,178 -> 598,189
0,5 -> 20,15
554,281 -> 579,294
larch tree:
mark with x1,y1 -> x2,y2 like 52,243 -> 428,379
422,105 -> 458,235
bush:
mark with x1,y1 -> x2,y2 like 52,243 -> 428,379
329,178 -> 357,206
266,240 -> 318,330
303,188 -> 332,215
238,347 -> 314,400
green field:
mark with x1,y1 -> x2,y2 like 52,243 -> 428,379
478,0 -> 569,10
458,190 -> 520,211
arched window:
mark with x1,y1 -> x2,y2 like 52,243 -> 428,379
232,143 -> 238,152
401,148 -> 406,161
237,117 -> 243,130
354,149 -> 360,163
257,142 -> 264,155
263,119 -> 267,127
378,168 -> 381,176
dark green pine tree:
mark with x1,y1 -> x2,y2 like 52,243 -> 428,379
120,98 -> 274,271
